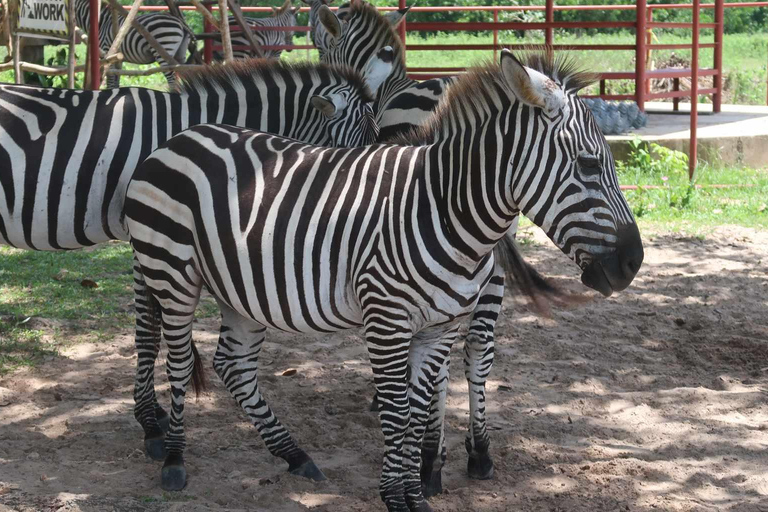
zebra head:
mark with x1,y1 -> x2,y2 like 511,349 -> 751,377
309,47 -> 394,146
268,0 -> 301,56
316,0 -> 406,79
497,49 -> 643,296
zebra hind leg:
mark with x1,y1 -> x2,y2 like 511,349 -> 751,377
132,254 -> 169,461
420,358 -> 449,498
213,300 -> 326,482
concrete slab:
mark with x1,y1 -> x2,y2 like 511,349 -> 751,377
606,102 -> 768,169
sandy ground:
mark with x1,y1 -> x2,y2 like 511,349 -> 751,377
1,225 -> 767,512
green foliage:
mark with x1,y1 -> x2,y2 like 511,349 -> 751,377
38,48 -> 82,89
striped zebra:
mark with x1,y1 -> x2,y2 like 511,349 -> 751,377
73,0 -> 194,88
303,0 -> 407,59
317,0 -> 455,141
124,50 -> 643,508
0,54 -> 393,455
223,0 -> 301,60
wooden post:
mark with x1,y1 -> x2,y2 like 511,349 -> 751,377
713,0 -> 724,113
105,0 -> 178,66
227,0 -> 263,58
635,0 -> 647,111
67,0 -> 76,87
217,0 -> 233,61
690,0 -> 699,180
645,8 -> 652,96
545,0 -> 554,46
12,33 -> 21,84
673,77 -> 680,112
102,0 -> 141,82
88,0 -> 100,89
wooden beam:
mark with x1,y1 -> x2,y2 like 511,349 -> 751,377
12,33 -> 21,84
0,53 -> 123,75
227,0 -> 263,58
217,0 -> 233,61
104,62 -> 203,76
68,0 -> 77,87
189,0 -> 219,31
102,0 -> 140,82
103,0 -> 179,66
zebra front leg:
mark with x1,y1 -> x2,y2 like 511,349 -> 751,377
463,266 -> 504,480
420,358 -> 449,498
212,301 -> 325,482
402,326 -> 457,512
132,254 -> 169,461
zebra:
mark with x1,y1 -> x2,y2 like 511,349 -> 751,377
124,49 -> 643,509
303,0 -> 407,59
223,0 -> 301,60
73,0 -> 194,89
0,54 -> 394,455
317,0 -> 455,141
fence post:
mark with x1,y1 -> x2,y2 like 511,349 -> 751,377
545,0 -> 554,46
87,0 -> 100,89
493,9 -> 498,61
67,0 -> 76,88
690,0 -> 700,180
203,7 -> 213,64
646,7 -> 653,95
635,0 -> 647,111
713,0 -> 724,112
398,0 -> 406,64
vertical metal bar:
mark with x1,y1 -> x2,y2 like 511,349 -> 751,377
690,0 -> 700,180
493,9 -> 498,61
67,0 -> 76,88
203,7 -> 213,64
646,8 -> 653,95
398,0 -> 406,64
545,0 -> 554,46
673,77 -> 680,111
713,0 -> 724,112
88,0 -> 100,89
635,0 -> 646,111
12,33 -> 21,84
600,79 -> 606,97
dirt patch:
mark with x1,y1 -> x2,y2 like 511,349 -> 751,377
1,226 -> 767,512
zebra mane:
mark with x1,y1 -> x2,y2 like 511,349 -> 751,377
346,0 -> 406,68
390,48 -> 598,146
173,59 -> 375,103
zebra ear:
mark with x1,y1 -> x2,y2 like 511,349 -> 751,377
318,5 -> 342,41
500,49 -> 566,113
363,46 -> 394,96
311,94 -> 347,118
383,7 -> 409,27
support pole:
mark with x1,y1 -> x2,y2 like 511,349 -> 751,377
398,0 -> 406,63
635,0 -> 647,111
545,0 -> 553,46
713,0 -> 724,113
227,0 -> 263,58
217,0 -> 233,61
203,10 -> 213,64
645,8 -> 652,96
493,9 -> 498,61
88,0 -> 100,89
67,0 -> 76,87
12,33 -> 21,84
690,0 -> 700,180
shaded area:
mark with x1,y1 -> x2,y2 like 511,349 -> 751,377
0,226 -> 767,511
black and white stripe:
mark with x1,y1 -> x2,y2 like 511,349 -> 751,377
317,0 -> 454,141
0,55 -> 393,458
73,0 -> 193,88
223,4 -> 300,60
125,50 -> 643,511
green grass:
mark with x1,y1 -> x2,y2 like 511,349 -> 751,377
0,321 -> 55,375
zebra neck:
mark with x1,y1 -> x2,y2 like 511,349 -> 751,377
423,124 -> 519,264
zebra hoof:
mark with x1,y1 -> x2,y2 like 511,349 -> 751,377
154,406 -> 170,433
421,469 -> 443,498
289,459 -> 327,482
408,501 -> 434,512
144,434 -> 167,461
161,460 -> 187,491
467,451 -> 494,480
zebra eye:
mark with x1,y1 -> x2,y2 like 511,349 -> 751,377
578,154 -> 602,176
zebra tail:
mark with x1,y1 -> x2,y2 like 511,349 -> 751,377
493,232 -> 590,317
190,339 -> 208,398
